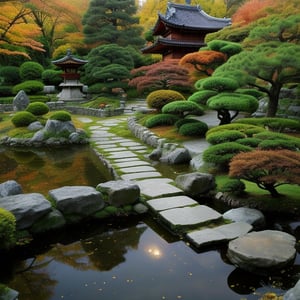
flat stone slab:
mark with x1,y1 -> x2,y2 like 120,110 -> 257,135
119,141 -> 142,147
108,151 -> 138,159
77,117 -> 93,123
227,230 -> 297,273
114,157 -> 140,163
102,147 -> 127,152
128,146 -> 148,150
121,172 -> 162,180
96,144 -> 117,149
119,166 -> 157,173
159,205 -> 222,228
136,178 -> 184,198
114,160 -> 151,168
187,222 -> 253,248
95,140 -> 119,145
147,195 -> 198,211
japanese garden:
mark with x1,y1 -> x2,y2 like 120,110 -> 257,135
0,0 -> 300,299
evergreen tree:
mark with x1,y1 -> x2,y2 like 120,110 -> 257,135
82,0 -> 145,48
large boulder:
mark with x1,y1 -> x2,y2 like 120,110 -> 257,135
0,193 -> 52,229
48,186 -> 104,218
175,172 -> 216,197
13,90 -> 29,111
223,207 -> 266,229
160,147 -> 191,164
97,180 -> 140,207
0,180 -> 22,197
227,230 -> 296,274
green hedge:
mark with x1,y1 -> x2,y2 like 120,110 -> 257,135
11,111 -> 37,127
50,110 -> 72,122
12,80 -> 44,95
144,113 -> 180,128
206,130 -> 246,145
175,118 -> 199,129
26,102 -> 49,116
178,121 -> 208,137
235,137 -> 262,148
162,100 -> 204,116
219,179 -> 245,195
258,139 -> 299,151
188,90 -> 217,105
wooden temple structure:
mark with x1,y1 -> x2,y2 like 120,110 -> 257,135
141,2 -> 231,60
52,50 -> 88,101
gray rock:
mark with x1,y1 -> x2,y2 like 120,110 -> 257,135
0,193 -> 52,229
13,90 -> 29,111
160,147 -> 191,164
97,180 -> 140,207
227,230 -> 296,273
175,172 -> 216,196
187,222 -> 253,248
284,279 -> 300,300
44,119 -> 76,135
28,121 -> 43,132
30,208 -> 66,234
0,180 -> 22,197
49,186 -> 104,217
133,203 -> 148,214
223,207 -> 266,229
31,130 -> 46,142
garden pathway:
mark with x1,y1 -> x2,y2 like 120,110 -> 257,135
78,112 -> 251,250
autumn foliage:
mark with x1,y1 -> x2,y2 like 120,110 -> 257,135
229,149 -> 300,197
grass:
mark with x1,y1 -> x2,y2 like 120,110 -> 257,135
216,175 -> 300,215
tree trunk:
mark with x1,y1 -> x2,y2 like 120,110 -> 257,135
264,183 -> 280,198
266,83 -> 282,117
217,109 -> 231,125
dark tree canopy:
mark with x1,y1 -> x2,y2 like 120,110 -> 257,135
82,0 -> 144,48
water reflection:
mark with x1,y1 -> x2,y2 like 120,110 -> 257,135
0,146 -> 113,194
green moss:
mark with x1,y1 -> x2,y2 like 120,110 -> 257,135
11,111 -> 37,127
0,208 -> 16,249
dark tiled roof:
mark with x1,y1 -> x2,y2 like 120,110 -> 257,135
141,38 -> 205,54
52,49 -> 88,65
153,3 -> 231,33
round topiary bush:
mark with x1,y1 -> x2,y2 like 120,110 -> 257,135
12,80 -> 44,95
219,179 -> 246,195
0,208 -> 16,250
196,77 -> 239,92
235,137 -> 262,148
49,110 -> 72,121
175,118 -> 199,129
144,113 -> 180,128
258,139 -> 299,151
162,100 -> 204,117
0,66 -> 21,85
11,111 -> 37,127
206,130 -> 246,145
19,61 -> 44,81
202,142 -> 252,169
26,102 -> 49,116
146,89 -> 185,111
178,121 -> 208,137
42,69 -> 62,86
188,90 -> 217,105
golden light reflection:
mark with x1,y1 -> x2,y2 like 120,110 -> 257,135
146,246 -> 163,259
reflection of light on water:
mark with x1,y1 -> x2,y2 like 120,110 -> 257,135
146,246 -> 162,259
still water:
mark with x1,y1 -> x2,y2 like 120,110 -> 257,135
0,147 -> 299,299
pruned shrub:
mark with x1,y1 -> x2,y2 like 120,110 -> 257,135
162,100 -> 204,117
178,121 -> 208,137
12,80 -> 44,95
258,139 -> 299,151
26,102 -> 49,116
219,179 -> 246,195
146,89 -> 185,111
235,137 -> 261,148
235,117 -> 300,132
42,69 -> 62,86
50,110 -> 72,122
206,130 -> 246,145
0,86 -> 13,97
144,113 -> 180,128
196,77 -> 239,92
11,111 -> 37,127
236,88 -> 265,98
254,131 -> 300,148
188,90 -> 217,105
175,118 -> 199,129
207,123 -> 266,137
0,66 -> 21,85
19,61 -> 44,81
202,142 -> 252,169
0,208 -> 16,250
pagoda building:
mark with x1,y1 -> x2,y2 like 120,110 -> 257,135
52,50 -> 88,102
141,2 -> 231,60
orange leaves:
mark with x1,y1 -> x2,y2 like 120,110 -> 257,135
232,0 -> 276,26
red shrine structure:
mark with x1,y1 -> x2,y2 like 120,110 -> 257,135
52,50 -> 88,101
141,2 -> 231,60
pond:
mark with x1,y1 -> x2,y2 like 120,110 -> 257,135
0,147 -> 300,299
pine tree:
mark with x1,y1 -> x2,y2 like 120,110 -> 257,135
82,0 -> 144,48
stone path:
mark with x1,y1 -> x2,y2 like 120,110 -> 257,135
80,116 -> 252,250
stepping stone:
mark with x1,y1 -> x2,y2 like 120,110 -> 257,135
77,117 -> 92,123
114,161 -> 151,168
114,157 -> 140,163
108,151 -> 138,159
120,141 -> 142,147
102,147 -> 127,152
186,222 -> 253,248
121,172 -> 162,180
96,144 -> 117,149
96,140 -> 119,145
136,178 -> 183,198
227,230 -> 297,273
147,195 -> 198,211
159,205 -> 222,229
119,166 -> 157,173
128,146 -> 148,150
